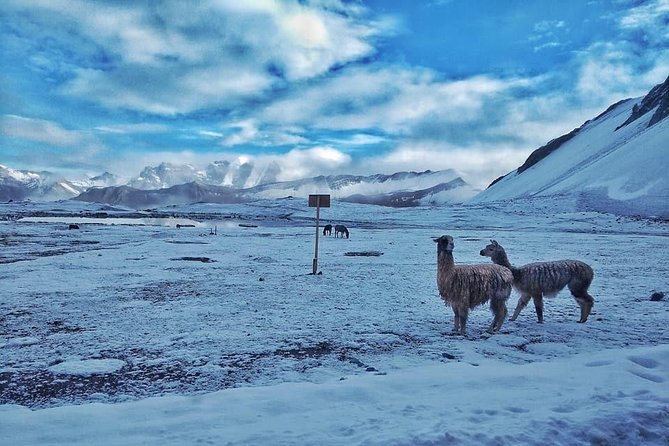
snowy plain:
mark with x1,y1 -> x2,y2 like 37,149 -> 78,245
1,198 -> 668,445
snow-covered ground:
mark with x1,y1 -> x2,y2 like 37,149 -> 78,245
1,199 -> 668,445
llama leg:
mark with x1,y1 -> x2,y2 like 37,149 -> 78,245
488,299 -> 507,333
569,281 -> 594,323
452,307 -> 461,333
532,295 -> 544,323
509,294 -> 531,321
458,308 -> 468,336
497,302 -> 508,331
575,293 -> 594,323
460,311 -> 468,336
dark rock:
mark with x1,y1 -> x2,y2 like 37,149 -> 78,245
650,292 -> 665,301
172,257 -> 215,263
616,75 -> 669,130
344,251 -> 383,257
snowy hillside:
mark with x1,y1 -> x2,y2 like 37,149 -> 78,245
472,76 -> 669,218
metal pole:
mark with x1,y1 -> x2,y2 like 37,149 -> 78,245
313,199 -> 320,274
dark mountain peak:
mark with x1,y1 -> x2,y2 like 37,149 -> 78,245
90,172 -> 118,185
91,171 -> 115,180
616,75 -> 669,130
516,96 -> 639,175
517,127 -> 581,174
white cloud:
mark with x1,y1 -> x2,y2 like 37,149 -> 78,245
95,123 -> 169,134
533,20 -> 566,33
62,64 -> 275,115
1,114 -> 89,147
361,143 -> 530,190
271,146 -> 352,181
619,0 -> 669,33
104,146 -> 352,183
574,32 -> 669,105
262,66 -> 525,134
223,120 -> 260,146
4,0 -> 392,115
0,114 -> 108,173
327,133 -> 388,146
585,0 -> 669,93
197,130 -> 224,139
221,120 -> 308,147
533,41 -> 561,52
529,19 -> 568,52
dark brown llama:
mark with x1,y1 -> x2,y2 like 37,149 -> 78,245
435,235 -> 513,336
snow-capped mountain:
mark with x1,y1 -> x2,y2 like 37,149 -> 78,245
85,172 -> 122,188
471,75 -> 669,218
73,170 -> 477,208
127,159 -> 280,190
72,182 -> 247,208
0,165 -> 81,202
128,163 -> 207,190
0,165 -> 120,202
0,159 -> 475,207
248,169 -> 472,199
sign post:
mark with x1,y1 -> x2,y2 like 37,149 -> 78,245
308,194 -> 331,274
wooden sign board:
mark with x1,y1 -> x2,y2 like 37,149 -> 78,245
308,194 -> 331,207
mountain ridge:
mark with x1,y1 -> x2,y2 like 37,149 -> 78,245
71,170 -> 477,208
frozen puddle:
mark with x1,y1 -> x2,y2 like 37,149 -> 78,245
0,337 -> 40,348
48,359 -> 126,376
18,216 -> 203,227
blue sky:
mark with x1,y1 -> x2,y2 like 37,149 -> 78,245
1,0 -> 668,188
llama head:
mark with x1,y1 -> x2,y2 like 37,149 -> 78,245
480,239 -> 503,258
433,235 -> 454,253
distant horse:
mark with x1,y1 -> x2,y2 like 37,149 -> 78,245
334,224 -> 349,239
323,224 -> 332,236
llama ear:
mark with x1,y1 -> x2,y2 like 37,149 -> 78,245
491,240 -> 499,246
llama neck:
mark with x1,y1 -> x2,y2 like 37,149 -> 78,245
437,250 -> 455,276
491,249 -> 513,269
